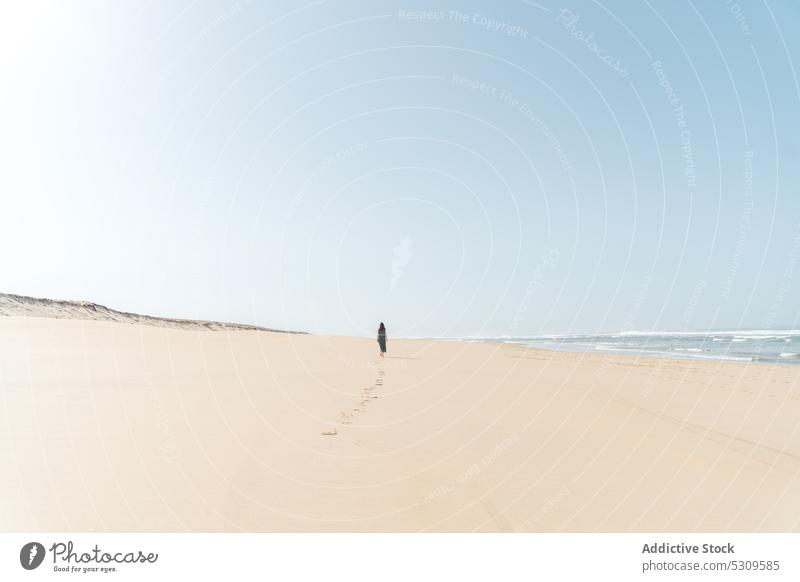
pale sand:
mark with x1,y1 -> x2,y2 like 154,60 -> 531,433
2,316 -> 800,532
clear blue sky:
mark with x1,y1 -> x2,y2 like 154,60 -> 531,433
2,0 -> 799,337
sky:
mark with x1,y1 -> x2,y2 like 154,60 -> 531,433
1,0 -> 799,337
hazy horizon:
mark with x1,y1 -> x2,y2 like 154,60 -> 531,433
4,290 -> 800,339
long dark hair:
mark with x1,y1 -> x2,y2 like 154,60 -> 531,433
378,322 -> 385,332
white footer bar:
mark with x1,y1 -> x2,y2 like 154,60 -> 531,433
1,533 -> 797,581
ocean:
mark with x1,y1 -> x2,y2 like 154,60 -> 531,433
485,330 -> 800,365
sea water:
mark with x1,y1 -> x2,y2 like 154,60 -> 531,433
488,330 -> 800,365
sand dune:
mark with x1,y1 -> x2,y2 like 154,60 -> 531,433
1,301 -> 799,532
0,293 -> 301,333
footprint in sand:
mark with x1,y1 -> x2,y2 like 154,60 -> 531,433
323,368 -> 384,436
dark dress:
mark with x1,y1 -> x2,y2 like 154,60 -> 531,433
377,330 -> 387,353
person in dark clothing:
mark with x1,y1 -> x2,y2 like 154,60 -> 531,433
377,322 -> 387,357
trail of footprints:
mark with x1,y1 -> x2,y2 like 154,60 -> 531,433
321,367 -> 384,437
638,364 -> 800,400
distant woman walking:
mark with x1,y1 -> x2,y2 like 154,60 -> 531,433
377,322 -> 387,357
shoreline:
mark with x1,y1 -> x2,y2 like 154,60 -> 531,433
472,338 -> 800,368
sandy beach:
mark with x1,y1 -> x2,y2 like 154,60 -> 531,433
2,311 -> 800,532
